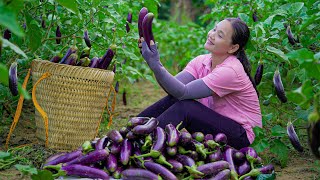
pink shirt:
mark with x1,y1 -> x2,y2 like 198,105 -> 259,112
184,54 -> 262,143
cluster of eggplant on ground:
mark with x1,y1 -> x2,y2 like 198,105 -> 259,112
42,117 -> 275,180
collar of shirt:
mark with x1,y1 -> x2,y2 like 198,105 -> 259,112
202,54 -> 237,71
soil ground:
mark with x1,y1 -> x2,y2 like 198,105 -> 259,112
0,80 -> 319,179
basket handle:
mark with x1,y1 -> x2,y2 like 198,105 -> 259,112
5,69 -> 31,149
32,72 -> 51,148
94,84 -> 117,137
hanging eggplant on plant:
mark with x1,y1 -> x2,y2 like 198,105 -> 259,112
252,11 -> 258,22
273,68 -> 287,103
83,30 -> 91,48
3,29 -> 11,40
287,120 -> 303,152
9,62 -> 18,96
286,25 -> 297,45
56,26 -> 61,44
126,12 -> 132,33
254,60 -> 263,86
307,97 -> 320,159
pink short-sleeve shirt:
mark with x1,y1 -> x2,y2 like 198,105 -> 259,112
184,54 -> 262,144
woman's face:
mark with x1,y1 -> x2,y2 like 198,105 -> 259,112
204,20 -> 238,55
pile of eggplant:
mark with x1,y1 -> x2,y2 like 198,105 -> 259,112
42,117 -> 275,180
49,29 -> 115,71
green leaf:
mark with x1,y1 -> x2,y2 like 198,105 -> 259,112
145,0 -> 159,18
271,125 -> 286,137
31,170 -> 54,180
270,139 -> 288,167
315,52 -> 320,60
55,0 -> 80,15
288,2 -> 304,14
0,151 -> 11,160
238,13 -> 250,24
286,48 -> 314,64
0,63 -> 9,86
256,171 -> 276,180
252,138 -> 269,153
0,5 -> 24,37
266,46 -> 289,63
27,20 -> 42,52
2,38 -> 27,58
14,164 -> 38,175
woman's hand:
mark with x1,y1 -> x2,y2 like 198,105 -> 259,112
139,37 -> 161,71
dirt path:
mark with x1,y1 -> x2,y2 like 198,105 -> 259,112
1,80 -> 319,179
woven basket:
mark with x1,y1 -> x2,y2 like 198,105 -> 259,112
31,60 -> 114,151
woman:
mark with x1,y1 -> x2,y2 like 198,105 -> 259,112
137,18 -> 262,150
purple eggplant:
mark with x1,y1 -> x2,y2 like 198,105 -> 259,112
112,64 -> 116,73
138,7 -> 148,38
240,147 -> 258,168
83,30 -> 91,48
252,11 -> 258,22
126,12 -> 132,33
123,90 -> 127,105
106,154 -> 117,173
43,150 -> 82,166
237,160 -> 251,176
119,127 -> 129,138
98,48 -> 114,69
189,151 -> 199,162
56,26 -> 61,44
3,29 -> 12,40
205,134 -> 214,141
286,25 -> 297,45
127,117 -> 150,128
210,169 -> 231,180
9,62 -> 18,96
168,159 -> 183,173
179,128 -> 192,145
53,164 -> 109,179
108,130 -> 123,144
50,55 -> 62,63
110,142 -> 121,155
64,149 -> 109,166
41,15 -> 46,29
142,13 -> 155,51
287,120 -> 303,152
95,136 -> 109,150
166,146 -> 177,156
233,150 -> 245,164
89,57 -> 99,68
254,62 -> 263,86
165,124 -> 179,147
115,81 -> 119,93
60,46 -> 78,64
273,68 -> 287,103
135,127 -> 165,159
152,127 -> 166,152
122,168 -> 160,180
214,133 -> 228,146
120,139 -> 132,165
64,53 -> 78,65
144,161 -> 178,180
132,117 -> 159,135
176,154 -> 204,177
197,161 -> 229,177
192,132 -> 205,142
126,131 -> 138,140
207,148 -> 222,162
223,148 -> 238,180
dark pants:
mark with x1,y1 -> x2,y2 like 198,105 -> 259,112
137,95 -> 250,149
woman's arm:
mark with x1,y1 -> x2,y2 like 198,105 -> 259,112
142,42 -> 213,100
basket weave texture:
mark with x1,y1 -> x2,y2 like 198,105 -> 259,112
31,60 -> 114,151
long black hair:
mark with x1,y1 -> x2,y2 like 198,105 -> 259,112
225,18 -> 259,96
